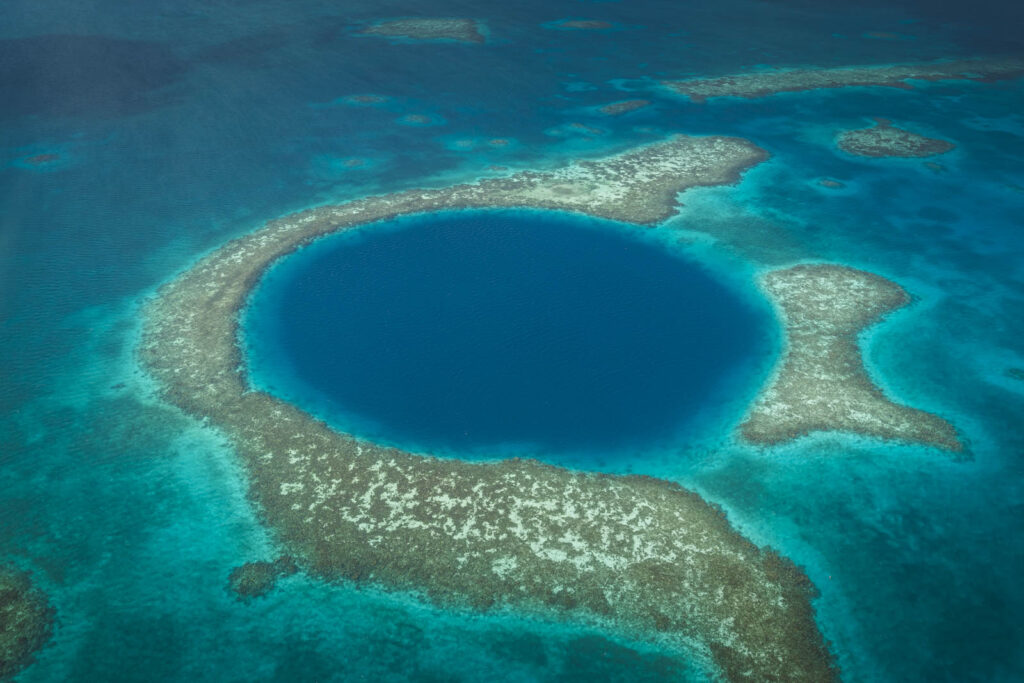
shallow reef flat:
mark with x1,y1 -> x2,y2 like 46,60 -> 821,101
140,136 -> 841,681
663,57 -> 1024,102
0,566 -> 54,681
360,18 -> 485,44
837,118 -> 955,158
742,264 -> 962,452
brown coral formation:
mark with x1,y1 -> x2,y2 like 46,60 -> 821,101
228,556 -> 299,600
139,136 -> 842,680
0,566 -> 54,681
598,99 -> 651,116
25,154 -> 60,166
837,118 -> 954,158
741,264 -> 962,451
663,57 -> 1024,102
553,20 -> 614,30
361,19 -> 485,44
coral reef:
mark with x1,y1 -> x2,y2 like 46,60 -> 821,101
550,20 -> 614,30
663,57 -> 1024,102
837,118 -> 954,158
0,566 -> 54,681
361,19 -> 485,44
598,99 -> 651,116
140,136 -> 841,680
228,556 -> 299,600
741,264 -> 962,451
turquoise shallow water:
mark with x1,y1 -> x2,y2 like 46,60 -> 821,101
244,209 -> 774,464
2,0 -> 1024,680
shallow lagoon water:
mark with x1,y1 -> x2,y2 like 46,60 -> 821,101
245,210 -> 775,463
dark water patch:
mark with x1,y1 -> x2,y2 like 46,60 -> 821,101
193,30 -> 293,67
246,210 -> 772,462
0,34 -> 187,120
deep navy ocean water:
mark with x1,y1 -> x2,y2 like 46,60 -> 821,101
2,0 -> 1024,680
245,210 -> 773,463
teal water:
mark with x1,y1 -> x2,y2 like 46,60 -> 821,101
2,0 -> 1024,680
245,210 -> 773,463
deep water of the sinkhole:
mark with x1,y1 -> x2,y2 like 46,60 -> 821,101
244,209 -> 775,465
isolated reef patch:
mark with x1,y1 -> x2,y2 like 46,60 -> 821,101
360,18 -> 485,44
599,99 -> 652,116
837,118 -> 954,158
140,135 -> 843,680
663,57 -> 1024,102
0,566 -> 54,681
1005,367 -> 1024,382
546,19 -> 615,31
228,556 -> 298,600
741,264 -> 962,451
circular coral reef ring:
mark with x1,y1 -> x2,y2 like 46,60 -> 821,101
140,135 -> 846,681
0,566 -> 55,681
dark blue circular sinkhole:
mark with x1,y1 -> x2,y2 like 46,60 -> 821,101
245,210 -> 773,461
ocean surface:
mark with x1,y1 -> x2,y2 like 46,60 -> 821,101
2,0 -> 1023,681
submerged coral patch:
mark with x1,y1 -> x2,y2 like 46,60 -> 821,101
0,566 -> 54,681
598,99 -> 652,116
228,556 -> 298,600
663,57 -> 1024,102
361,19 -> 486,44
837,118 -> 955,158
544,19 -> 616,31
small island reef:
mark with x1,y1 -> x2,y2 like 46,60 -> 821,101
742,264 -> 962,451
663,57 -> 1024,102
141,135 -> 845,681
837,118 -> 955,158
